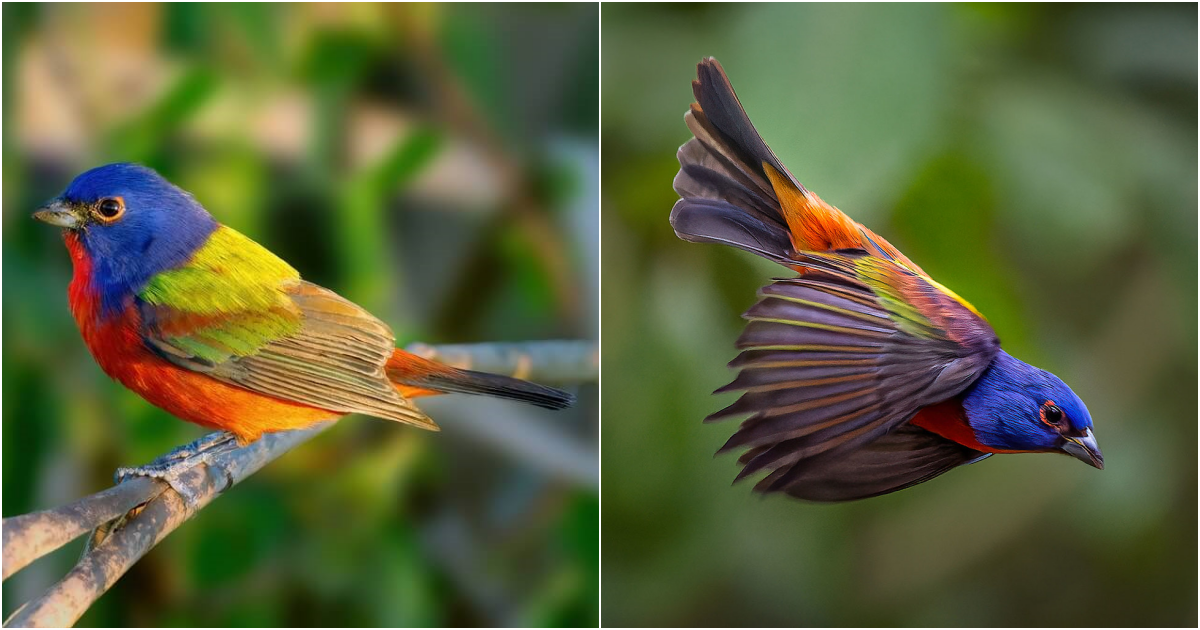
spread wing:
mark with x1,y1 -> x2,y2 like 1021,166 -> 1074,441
136,227 -> 435,429
710,250 -> 999,499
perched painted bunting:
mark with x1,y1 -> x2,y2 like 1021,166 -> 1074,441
35,163 -> 573,490
670,58 -> 1101,501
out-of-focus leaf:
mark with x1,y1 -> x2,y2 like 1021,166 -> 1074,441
336,124 -> 442,309
439,9 -> 513,143
105,67 -> 220,162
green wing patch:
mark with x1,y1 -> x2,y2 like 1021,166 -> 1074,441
139,226 -> 303,363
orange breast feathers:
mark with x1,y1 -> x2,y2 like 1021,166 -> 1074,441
80,310 -> 337,444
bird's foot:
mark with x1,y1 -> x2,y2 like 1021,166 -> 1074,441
153,430 -> 240,465
114,431 -> 240,509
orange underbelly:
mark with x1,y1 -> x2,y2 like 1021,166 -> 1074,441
118,357 -> 341,444
91,333 -> 339,444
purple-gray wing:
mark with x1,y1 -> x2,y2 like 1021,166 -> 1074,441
709,252 -> 999,500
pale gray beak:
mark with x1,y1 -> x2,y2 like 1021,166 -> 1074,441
1062,427 -> 1104,470
32,199 -> 82,229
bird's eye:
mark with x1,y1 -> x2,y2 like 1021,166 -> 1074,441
94,197 -> 125,223
1041,402 -> 1064,427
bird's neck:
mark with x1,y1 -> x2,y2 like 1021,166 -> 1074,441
64,232 -> 146,374
960,351 -> 1047,451
65,222 -> 215,323
65,231 -> 142,326
910,399 -> 1026,454
65,232 -> 104,327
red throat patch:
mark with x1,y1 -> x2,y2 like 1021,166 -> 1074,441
64,233 -> 97,326
910,399 -> 1025,454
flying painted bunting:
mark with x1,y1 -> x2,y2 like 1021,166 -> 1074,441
669,58 -> 1101,501
34,163 -> 573,496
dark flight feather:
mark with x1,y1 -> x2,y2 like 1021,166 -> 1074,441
670,57 -> 801,263
690,59 -> 803,193
762,424 -> 988,502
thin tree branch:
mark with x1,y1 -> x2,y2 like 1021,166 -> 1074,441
4,424 -> 328,628
2,478 -> 159,582
404,339 -> 598,383
1,340 -> 595,628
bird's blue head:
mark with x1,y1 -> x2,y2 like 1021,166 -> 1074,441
962,350 -> 1102,469
33,163 -> 218,316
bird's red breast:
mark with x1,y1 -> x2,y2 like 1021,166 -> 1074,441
909,399 -> 1024,455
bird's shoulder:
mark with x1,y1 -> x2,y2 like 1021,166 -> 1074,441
845,253 -> 997,353
134,223 -> 396,366
137,224 -> 300,315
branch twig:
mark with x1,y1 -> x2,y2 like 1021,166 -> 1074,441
1,340 -> 595,628
405,340 -> 598,384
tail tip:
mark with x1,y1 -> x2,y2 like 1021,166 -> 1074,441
531,388 -> 576,410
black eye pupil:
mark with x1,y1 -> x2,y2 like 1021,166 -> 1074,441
99,199 -> 121,218
1045,405 -> 1063,423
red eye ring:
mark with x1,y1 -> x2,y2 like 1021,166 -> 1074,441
1040,400 -> 1064,427
94,196 -> 125,223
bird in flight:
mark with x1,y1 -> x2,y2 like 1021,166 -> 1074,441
670,58 -> 1101,501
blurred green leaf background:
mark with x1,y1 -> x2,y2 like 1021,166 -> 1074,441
3,3 -> 597,626
601,3 -> 1195,627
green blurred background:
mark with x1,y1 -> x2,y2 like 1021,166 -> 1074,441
3,3 -> 597,626
602,3 -> 1195,627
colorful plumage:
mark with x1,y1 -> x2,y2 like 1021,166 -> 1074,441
670,58 -> 1101,501
35,163 -> 573,450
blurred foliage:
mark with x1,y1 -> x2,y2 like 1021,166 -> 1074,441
601,3 -> 1195,627
3,3 -> 597,627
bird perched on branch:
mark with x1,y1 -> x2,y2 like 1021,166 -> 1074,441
670,58 -> 1101,501
35,163 -> 573,496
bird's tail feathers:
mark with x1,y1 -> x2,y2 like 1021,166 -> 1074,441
671,56 -> 796,263
385,349 -> 575,410
672,57 -> 919,273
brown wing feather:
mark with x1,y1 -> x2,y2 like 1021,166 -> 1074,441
147,281 -> 437,430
